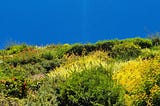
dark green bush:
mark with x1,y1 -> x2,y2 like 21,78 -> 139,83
41,52 -> 53,60
149,35 -> 160,46
41,60 -> 60,72
65,44 -> 85,56
58,66 -> 124,106
21,56 -> 41,65
152,94 -> 160,106
111,42 -> 141,60
66,44 -> 97,56
123,38 -> 153,49
0,78 -> 27,99
84,44 -> 97,53
96,40 -> 120,51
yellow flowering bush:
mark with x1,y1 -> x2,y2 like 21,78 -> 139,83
113,56 -> 160,105
48,51 -> 112,81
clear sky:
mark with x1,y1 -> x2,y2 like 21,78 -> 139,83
0,0 -> 160,49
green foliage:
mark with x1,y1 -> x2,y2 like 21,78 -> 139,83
111,42 -> 141,59
114,56 -> 160,105
0,96 -> 22,106
58,66 -> 124,106
5,49 -> 42,67
54,44 -> 72,58
22,63 -> 46,75
41,51 -> 53,60
0,78 -> 27,98
5,44 -> 28,55
24,78 -> 58,106
96,40 -> 120,51
84,44 -> 97,53
0,50 -> 6,57
140,49 -> 160,60
66,43 -> 85,56
41,60 -> 60,72
0,63 -> 26,79
123,38 -> 153,49
0,37 -> 160,105
149,33 -> 160,46
66,43 -> 97,56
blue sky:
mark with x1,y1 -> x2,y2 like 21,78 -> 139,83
0,0 -> 160,49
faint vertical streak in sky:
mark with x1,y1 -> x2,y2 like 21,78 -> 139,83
82,0 -> 87,38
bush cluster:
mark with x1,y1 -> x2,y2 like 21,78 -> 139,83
96,40 -> 120,51
149,34 -> 160,46
23,78 -> 58,106
5,44 -> 28,55
123,38 -> 153,49
66,44 -> 97,56
57,66 -> 124,106
113,56 -> 160,105
0,37 -> 160,105
64,38 -> 152,58
111,42 -> 141,60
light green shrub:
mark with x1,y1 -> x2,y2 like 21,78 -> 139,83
111,42 -> 141,60
5,44 -> 28,55
24,78 -> 58,106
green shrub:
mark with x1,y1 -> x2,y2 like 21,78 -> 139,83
0,62 -> 28,79
66,44 -> 97,56
6,56 -> 20,67
58,66 -> 124,106
22,63 -> 46,75
151,46 -> 160,51
0,96 -> 22,106
0,50 -> 6,57
140,49 -> 160,60
54,44 -> 72,58
149,34 -> 160,46
5,50 -> 42,66
0,76 -> 44,100
123,38 -> 153,49
111,42 -> 141,60
0,78 -> 27,99
7,55 -> 41,67
96,40 -> 120,51
41,52 -> 53,60
65,44 -> 85,56
41,60 -> 60,72
5,44 -> 28,55
84,44 -> 97,53
24,78 -> 58,106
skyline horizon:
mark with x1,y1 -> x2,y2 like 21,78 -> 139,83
0,33 -> 155,49
1,0 -> 160,49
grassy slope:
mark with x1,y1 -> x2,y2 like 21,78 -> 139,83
0,37 -> 160,105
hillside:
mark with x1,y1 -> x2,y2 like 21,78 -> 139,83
0,37 -> 160,106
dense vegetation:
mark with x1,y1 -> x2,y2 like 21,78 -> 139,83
0,36 -> 160,106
